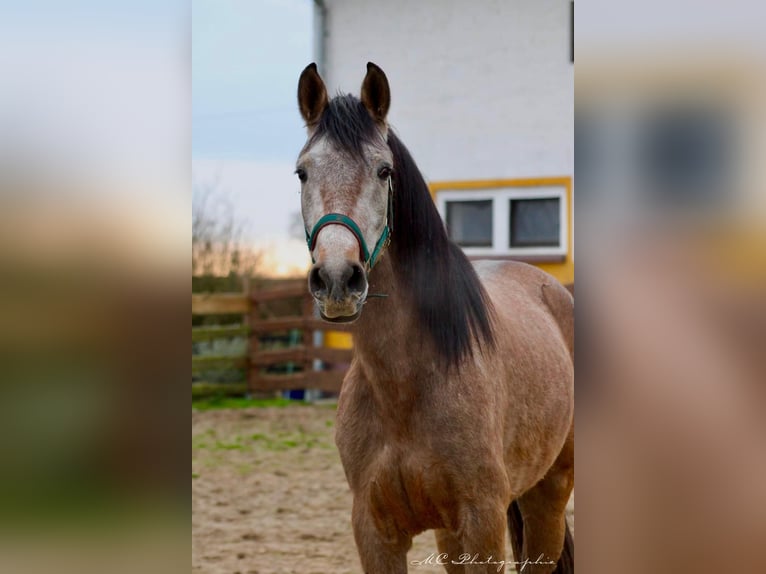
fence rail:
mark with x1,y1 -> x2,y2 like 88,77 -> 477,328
192,278 -> 351,397
192,293 -> 249,315
192,325 -> 249,342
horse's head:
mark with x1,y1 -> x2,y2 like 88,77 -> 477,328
296,62 -> 393,323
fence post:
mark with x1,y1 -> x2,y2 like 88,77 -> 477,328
301,292 -> 316,398
247,277 -> 260,396
240,276 -> 249,396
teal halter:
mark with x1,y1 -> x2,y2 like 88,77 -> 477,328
305,177 -> 393,271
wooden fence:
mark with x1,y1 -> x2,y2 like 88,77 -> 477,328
192,279 -> 353,397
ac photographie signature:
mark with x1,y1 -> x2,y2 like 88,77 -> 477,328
410,552 -> 556,572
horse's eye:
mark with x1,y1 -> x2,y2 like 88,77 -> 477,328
295,168 -> 307,183
377,166 -> 392,180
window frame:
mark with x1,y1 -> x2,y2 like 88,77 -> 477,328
434,180 -> 569,259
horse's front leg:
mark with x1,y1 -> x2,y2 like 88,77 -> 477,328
454,502 -> 509,573
351,497 -> 411,574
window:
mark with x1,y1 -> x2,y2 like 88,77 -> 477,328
436,183 -> 568,258
509,198 -> 560,247
446,200 -> 493,247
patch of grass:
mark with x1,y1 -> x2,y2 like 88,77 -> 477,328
249,434 -> 293,451
194,421 -> 334,457
192,472 -> 199,479
249,432 -> 329,452
192,429 -> 216,450
194,432 -> 249,452
214,439 -> 245,451
192,396 -> 306,411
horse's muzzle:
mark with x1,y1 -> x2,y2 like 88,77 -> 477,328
309,261 -> 367,322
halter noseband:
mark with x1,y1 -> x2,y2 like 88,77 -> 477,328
305,177 -> 393,272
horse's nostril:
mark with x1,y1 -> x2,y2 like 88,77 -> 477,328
347,263 -> 367,294
309,266 -> 328,296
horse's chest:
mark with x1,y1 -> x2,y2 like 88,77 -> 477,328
346,440 -> 452,534
335,390 -> 469,533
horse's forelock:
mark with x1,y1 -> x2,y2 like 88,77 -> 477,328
309,94 -> 382,161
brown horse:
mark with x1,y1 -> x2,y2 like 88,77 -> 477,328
295,62 -> 574,573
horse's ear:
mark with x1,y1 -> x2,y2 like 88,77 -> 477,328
361,62 -> 390,123
298,63 -> 328,128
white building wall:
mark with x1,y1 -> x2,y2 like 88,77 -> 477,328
320,0 -> 573,183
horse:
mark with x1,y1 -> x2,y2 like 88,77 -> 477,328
295,62 -> 574,573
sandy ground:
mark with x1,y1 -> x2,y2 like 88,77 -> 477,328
192,405 -> 573,574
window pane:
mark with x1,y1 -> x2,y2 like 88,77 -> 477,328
446,200 -> 492,247
509,198 -> 560,247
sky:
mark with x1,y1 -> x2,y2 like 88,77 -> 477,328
192,0 -> 314,275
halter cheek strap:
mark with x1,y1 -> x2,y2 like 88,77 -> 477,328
305,177 -> 393,271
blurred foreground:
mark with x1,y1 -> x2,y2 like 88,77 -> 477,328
577,1 -> 766,572
0,2 -> 189,573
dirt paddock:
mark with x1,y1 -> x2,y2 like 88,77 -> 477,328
192,405 -> 574,574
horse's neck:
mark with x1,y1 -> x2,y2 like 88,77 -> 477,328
353,255 -> 435,383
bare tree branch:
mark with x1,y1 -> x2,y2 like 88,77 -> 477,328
192,175 -> 261,278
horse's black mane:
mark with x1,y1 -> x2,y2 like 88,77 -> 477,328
313,94 -> 496,368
